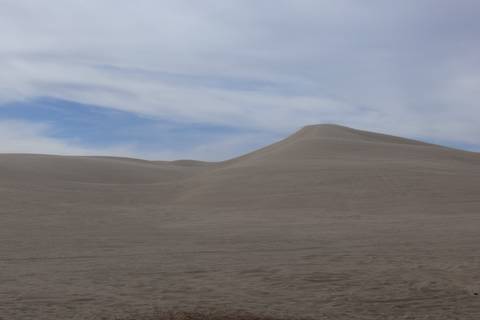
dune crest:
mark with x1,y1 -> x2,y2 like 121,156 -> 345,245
1,124 -> 480,320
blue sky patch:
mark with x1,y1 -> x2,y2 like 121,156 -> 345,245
0,97 -> 281,160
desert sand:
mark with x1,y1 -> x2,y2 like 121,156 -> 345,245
1,124 -> 480,319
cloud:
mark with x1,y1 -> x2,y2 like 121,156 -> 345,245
0,98 -> 282,160
0,119 -> 135,156
0,118 -> 280,160
0,0 -> 479,157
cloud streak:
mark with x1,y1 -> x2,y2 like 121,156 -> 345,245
0,0 -> 479,158
0,98 -> 282,160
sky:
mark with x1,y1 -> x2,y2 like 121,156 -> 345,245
1,0 -> 479,160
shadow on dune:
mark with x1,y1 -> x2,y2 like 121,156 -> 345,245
114,310 -> 304,320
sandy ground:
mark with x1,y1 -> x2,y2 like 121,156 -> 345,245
1,124 -> 480,319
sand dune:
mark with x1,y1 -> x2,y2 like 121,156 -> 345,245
1,124 -> 480,319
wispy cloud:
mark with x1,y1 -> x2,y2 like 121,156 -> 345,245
0,117 -> 281,160
0,0 -> 479,158
0,98 -> 282,160
0,119 -> 130,156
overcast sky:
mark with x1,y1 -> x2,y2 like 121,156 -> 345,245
1,0 -> 479,160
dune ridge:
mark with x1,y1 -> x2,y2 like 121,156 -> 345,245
1,124 -> 480,320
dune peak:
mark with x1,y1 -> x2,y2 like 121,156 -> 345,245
285,123 -> 428,147
287,123 -> 364,141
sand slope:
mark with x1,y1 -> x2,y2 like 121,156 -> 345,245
177,124 -> 480,208
1,124 -> 480,319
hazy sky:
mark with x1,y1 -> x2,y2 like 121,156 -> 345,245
1,0 -> 479,160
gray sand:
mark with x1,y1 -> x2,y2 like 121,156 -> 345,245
1,124 -> 480,319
